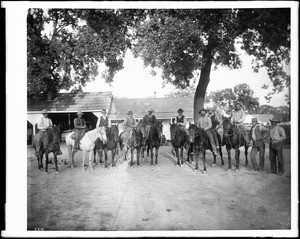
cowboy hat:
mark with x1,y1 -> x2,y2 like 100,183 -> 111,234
77,110 -> 84,115
198,108 -> 207,114
270,116 -> 281,123
101,109 -> 107,113
251,118 -> 258,122
147,109 -> 154,112
177,108 -> 184,113
127,110 -> 133,115
41,109 -> 48,114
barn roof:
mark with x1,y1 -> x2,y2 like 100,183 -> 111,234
27,91 -> 113,113
109,97 -> 194,120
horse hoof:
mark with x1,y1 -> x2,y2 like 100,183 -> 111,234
227,168 -> 231,171
82,168 -> 85,172
155,164 -> 158,167
44,171 -> 48,174
212,164 -> 216,167
194,167 -> 198,171
202,170 -> 207,173
55,171 -> 59,174
71,165 -> 74,169
235,169 -> 239,172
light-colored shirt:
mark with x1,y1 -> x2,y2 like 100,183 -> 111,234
230,110 -> 246,125
37,116 -> 53,131
197,115 -> 212,131
96,115 -> 111,128
123,116 -> 137,128
270,125 -> 286,143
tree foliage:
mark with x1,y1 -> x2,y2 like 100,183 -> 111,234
206,83 -> 259,113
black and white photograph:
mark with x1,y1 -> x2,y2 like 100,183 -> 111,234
3,1 -> 298,238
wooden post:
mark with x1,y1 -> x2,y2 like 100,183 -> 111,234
68,113 -> 71,130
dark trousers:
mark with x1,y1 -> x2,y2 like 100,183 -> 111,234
269,142 -> 284,174
74,129 -> 85,149
250,140 -> 265,171
211,128 -> 220,147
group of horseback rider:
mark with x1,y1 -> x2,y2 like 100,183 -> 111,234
35,101 -> 286,175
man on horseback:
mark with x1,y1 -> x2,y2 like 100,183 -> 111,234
142,109 -> 156,138
123,110 -> 137,131
174,108 -> 190,140
226,101 -> 250,147
207,105 -> 222,147
196,108 -> 219,156
96,109 -> 112,129
35,109 -> 62,156
73,110 -> 86,152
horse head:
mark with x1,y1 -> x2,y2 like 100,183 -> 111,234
170,123 -> 180,141
51,125 -> 61,145
98,126 -> 108,143
188,124 -> 198,143
136,121 -> 147,145
222,117 -> 233,137
154,121 -> 163,139
110,125 -> 119,142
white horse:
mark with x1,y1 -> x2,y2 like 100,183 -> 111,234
65,127 -> 107,171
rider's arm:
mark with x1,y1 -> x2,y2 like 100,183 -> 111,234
107,117 -> 112,128
237,111 -> 246,124
96,117 -> 100,128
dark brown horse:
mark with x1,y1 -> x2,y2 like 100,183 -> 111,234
32,125 -> 61,173
146,121 -> 163,166
170,123 -> 191,166
188,124 -> 224,172
222,117 -> 249,171
94,125 -> 119,168
128,121 -> 147,167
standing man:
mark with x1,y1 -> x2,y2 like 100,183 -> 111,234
249,118 -> 269,171
142,109 -> 156,138
73,110 -> 86,152
96,109 -> 112,129
35,109 -> 62,156
226,101 -> 250,146
268,117 -> 286,176
207,105 -> 222,150
196,108 -> 218,156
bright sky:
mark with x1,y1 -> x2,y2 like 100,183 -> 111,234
84,49 -> 289,107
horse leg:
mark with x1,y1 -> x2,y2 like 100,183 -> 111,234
202,151 -> 207,173
219,142 -> 224,166
226,146 -> 232,170
89,150 -> 94,171
130,147 -> 134,167
112,149 -> 116,167
175,147 -> 180,166
244,145 -> 249,167
53,152 -> 59,173
137,147 -> 141,166
45,153 -> 49,173
104,148 -> 108,168
82,150 -> 86,171
155,147 -> 159,166
180,146 -> 184,165
235,149 -> 240,172
150,147 -> 154,166
194,147 -> 199,171
212,148 -> 217,166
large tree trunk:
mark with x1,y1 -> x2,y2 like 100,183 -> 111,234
194,56 -> 213,123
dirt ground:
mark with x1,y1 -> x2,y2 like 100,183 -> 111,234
27,142 -> 292,232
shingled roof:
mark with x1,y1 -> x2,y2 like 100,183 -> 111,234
27,91 -> 113,113
109,97 -> 194,120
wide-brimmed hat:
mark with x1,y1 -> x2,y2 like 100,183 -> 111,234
127,110 -> 133,115
251,118 -> 258,122
177,108 -> 184,113
270,116 -> 281,123
147,109 -> 154,112
101,109 -> 107,113
41,109 -> 48,114
77,110 -> 84,115
199,108 -> 207,114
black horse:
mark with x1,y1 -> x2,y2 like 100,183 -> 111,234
222,117 -> 249,171
170,123 -> 190,166
146,121 -> 163,166
94,125 -> 119,168
127,121 -> 147,167
32,125 -> 61,173
188,124 -> 224,172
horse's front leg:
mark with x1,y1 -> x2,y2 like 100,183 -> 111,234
226,146 -> 232,170
219,143 -> 224,166
244,145 -> 249,167
130,147 -> 134,167
89,150 -> 94,171
137,147 -> 141,166
235,149 -> 240,172
104,148 -> 109,168
194,147 -> 199,171
53,152 -> 59,173
175,147 -> 180,166
180,146 -> 184,165
150,146 -> 154,166
112,148 -> 116,167
45,152 -> 49,173
202,150 -> 207,173
155,146 -> 159,166
82,150 -> 86,171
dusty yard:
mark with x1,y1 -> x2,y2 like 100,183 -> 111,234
27,142 -> 291,232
